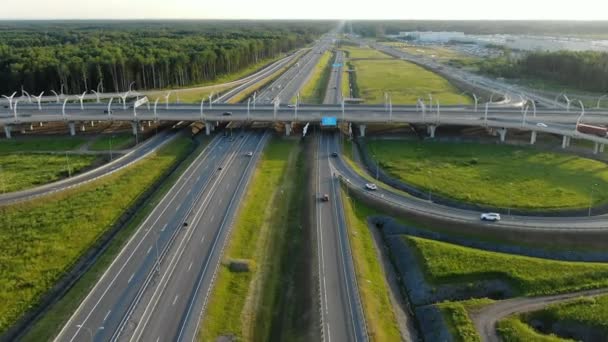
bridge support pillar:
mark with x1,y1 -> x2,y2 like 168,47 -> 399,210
131,121 -> 138,135
562,136 -> 570,149
600,144 -> 605,153
29,124 -> 34,131
530,131 -> 537,145
39,122 -> 43,127
594,142 -> 601,154
90,120 -> 95,127
359,124 -> 366,137
148,120 -> 152,127
3,125 -> 12,139
68,122 -> 76,136
205,122 -> 213,136
427,125 -> 437,138
497,128 -> 507,142
285,123 -> 292,136
81,124 -> 86,132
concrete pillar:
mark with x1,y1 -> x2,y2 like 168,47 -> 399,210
81,124 -> 86,132
68,122 -> 76,136
131,121 -> 138,135
497,128 -> 507,142
530,131 -> 537,145
600,144 -> 605,153
594,142 -> 600,154
427,125 -> 437,138
359,124 -> 366,137
205,122 -> 213,136
285,123 -> 292,136
39,122 -> 43,127
90,120 -> 95,127
562,136 -> 568,149
140,123 -> 145,132
29,124 -> 34,131
148,120 -> 152,127
3,125 -> 12,139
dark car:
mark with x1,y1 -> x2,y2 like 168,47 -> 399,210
331,152 -> 338,157
222,112 -> 232,116
104,109 -> 112,114
321,194 -> 329,202
183,222 -> 189,227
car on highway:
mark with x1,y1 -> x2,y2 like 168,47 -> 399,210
536,122 -> 548,128
245,151 -> 253,157
365,183 -> 378,191
480,213 -> 501,222
321,194 -> 329,202
222,112 -> 232,116
287,104 -> 295,108
183,222 -> 189,227
104,109 -> 112,114
331,152 -> 338,157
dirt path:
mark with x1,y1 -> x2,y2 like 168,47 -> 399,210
471,288 -> 608,342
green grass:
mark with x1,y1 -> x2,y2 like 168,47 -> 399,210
200,139 -> 299,341
343,47 -> 470,105
437,298 -> 493,342
497,317 -> 571,342
342,190 -> 401,341
406,236 -> 608,297
0,154 -> 97,192
88,134 -> 134,151
343,46 -> 393,59
368,139 -> 608,210
0,137 -> 87,153
298,51 -> 333,104
524,294 -> 608,334
0,136 -> 192,334
20,135 -> 203,342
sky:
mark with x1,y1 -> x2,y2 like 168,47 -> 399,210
3,0 -> 608,20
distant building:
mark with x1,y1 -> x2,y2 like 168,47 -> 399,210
397,31 -> 468,43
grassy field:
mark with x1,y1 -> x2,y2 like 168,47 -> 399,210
497,317 -> 570,342
344,50 -> 469,104
524,294 -> 608,334
367,139 -> 608,210
436,298 -> 493,342
342,191 -> 401,341
344,46 -> 393,59
0,136 -> 192,334
88,133 -> 134,151
146,55 -> 286,103
200,139 -> 302,341
406,236 -> 608,296
0,137 -> 87,153
298,51 -> 333,103
0,153 -> 98,192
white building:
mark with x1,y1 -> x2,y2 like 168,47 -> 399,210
398,31 -> 468,43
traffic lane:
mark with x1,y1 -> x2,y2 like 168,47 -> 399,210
57,135 -> 229,342
134,132 -> 264,342
317,133 -> 356,342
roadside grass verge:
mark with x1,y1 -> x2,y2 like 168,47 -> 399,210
199,138 -> 300,341
406,236 -> 608,297
343,47 -> 470,104
298,51 -> 333,104
88,133 -> 134,151
0,136 -> 87,152
343,46 -> 393,59
0,136 -> 193,334
497,317 -> 569,342
367,139 -> 608,210
436,298 -> 493,342
342,189 -> 401,341
0,153 -> 98,192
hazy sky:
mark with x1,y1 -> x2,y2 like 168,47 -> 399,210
3,0 -> 608,20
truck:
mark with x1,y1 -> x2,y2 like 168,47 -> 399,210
577,123 -> 608,137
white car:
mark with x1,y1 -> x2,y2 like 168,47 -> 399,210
480,213 -> 501,221
245,151 -> 253,157
536,122 -> 548,128
287,104 -> 296,108
365,183 -> 378,191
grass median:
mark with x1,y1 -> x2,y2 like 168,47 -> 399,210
342,190 -> 401,341
368,139 -> 608,210
407,236 -> 608,297
200,138 -> 307,341
342,46 -> 470,104
436,298 -> 493,342
0,135 -> 193,335
298,50 -> 333,103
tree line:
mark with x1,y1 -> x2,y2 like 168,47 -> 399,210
0,21 -> 333,95
479,51 -> 608,93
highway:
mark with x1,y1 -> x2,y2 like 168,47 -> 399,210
315,50 -> 367,342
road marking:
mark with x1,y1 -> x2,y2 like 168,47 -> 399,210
128,273 -> 135,284
146,245 -> 152,255
186,188 -> 191,195
103,310 -> 111,322
188,261 -> 193,272
210,215 -> 215,222
155,337 -> 159,342
172,294 -> 179,306
160,223 -> 167,232
196,176 -> 201,182
200,235 -> 206,244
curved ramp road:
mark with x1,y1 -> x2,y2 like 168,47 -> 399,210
471,288 -> 608,341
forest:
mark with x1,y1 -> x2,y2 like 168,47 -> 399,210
0,21 -> 332,95
479,51 -> 608,93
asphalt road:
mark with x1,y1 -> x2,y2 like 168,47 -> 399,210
314,50 -> 367,342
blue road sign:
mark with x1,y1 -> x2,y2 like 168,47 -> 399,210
332,63 -> 343,68
321,117 -> 337,126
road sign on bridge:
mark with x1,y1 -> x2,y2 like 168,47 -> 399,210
321,117 -> 337,127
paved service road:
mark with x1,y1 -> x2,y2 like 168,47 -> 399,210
314,50 -> 367,342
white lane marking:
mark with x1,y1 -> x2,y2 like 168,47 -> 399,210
196,176 -> 201,182
146,245 -> 152,255
188,261 -> 193,272
161,223 -> 167,232
186,188 -> 191,195
200,235 -> 206,244
128,273 -> 135,284
103,310 -> 111,322
172,294 -> 179,306
155,337 -> 159,342
210,215 -> 215,222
